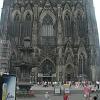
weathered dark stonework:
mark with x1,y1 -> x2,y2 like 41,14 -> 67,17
0,0 -> 99,83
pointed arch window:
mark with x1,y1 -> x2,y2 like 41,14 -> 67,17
79,53 -> 86,75
41,14 -> 54,36
12,13 -> 20,39
64,13 -> 71,37
40,14 -> 56,46
23,12 -> 32,37
65,65 -> 74,81
41,59 -> 55,76
14,13 -> 20,22
77,12 -> 83,36
25,13 -> 31,22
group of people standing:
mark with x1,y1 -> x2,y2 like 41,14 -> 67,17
44,82 -> 99,100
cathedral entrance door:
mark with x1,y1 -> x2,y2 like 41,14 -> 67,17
65,64 -> 74,81
67,74 -> 71,81
40,59 -> 55,82
43,77 -> 51,82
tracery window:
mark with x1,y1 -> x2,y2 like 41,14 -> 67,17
41,59 -> 55,76
12,13 -> 20,39
40,14 -> 56,46
14,13 -> 20,22
64,13 -> 71,37
79,53 -> 86,75
77,12 -> 83,36
42,14 -> 54,36
65,65 -> 73,81
25,13 -> 31,21
23,12 -> 32,37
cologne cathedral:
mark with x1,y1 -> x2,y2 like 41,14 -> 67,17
0,0 -> 99,83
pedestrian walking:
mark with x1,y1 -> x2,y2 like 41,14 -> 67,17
96,81 -> 100,90
83,84 -> 91,100
63,93 -> 69,100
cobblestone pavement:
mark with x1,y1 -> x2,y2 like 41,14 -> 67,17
17,93 -> 100,100
17,85 -> 100,100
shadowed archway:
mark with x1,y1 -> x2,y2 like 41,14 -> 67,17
40,59 -> 55,81
65,64 -> 74,81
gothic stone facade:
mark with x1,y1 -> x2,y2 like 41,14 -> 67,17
0,0 -> 99,83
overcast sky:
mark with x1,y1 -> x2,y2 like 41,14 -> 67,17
0,0 -> 100,43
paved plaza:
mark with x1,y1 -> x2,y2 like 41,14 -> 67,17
17,93 -> 100,100
16,85 -> 100,100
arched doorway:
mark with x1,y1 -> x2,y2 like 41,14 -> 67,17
65,64 -> 74,81
40,59 -> 55,82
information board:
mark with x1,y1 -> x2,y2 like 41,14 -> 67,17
2,74 -> 16,100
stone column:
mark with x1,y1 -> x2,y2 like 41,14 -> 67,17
32,5 -> 38,47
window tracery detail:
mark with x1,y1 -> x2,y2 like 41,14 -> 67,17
79,53 -> 86,75
40,14 -> 56,46
25,13 -> 31,21
64,13 -> 71,37
14,13 -> 20,22
77,12 -> 83,36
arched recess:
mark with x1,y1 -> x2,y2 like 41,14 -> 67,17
12,10 -> 21,22
64,12 -> 71,37
75,3 -> 84,16
62,3 -> 71,20
39,11 -> 56,24
74,3 -> 85,37
25,12 -> 32,21
22,10 -> 33,39
40,59 -> 56,76
78,41 -> 87,59
23,10 -> 33,21
14,13 -> 20,22
39,59 -> 56,81
78,42 -> 87,77
11,10 -> 21,40
78,53 -> 86,75
64,64 -> 74,81
64,40 -> 73,57
76,11 -> 83,37
39,13 -> 56,47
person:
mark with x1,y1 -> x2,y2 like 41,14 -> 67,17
96,81 -> 100,90
44,92 -> 51,100
89,96 -> 93,100
83,84 -> 91,100
63,93 -> 69,100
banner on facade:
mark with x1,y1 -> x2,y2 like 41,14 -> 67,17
2,74 -> 16,100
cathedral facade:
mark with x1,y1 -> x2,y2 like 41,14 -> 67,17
0,0 -> 99,83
